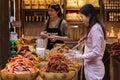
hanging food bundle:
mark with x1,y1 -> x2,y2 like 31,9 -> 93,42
1,56 -> 39,80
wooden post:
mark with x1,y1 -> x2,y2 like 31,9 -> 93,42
99,0 -> 104,22
15,0 -> 22,38
0,0 -> 11,69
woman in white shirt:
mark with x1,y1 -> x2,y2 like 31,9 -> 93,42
75,4 -> 106,80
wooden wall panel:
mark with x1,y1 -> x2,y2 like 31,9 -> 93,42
0,0 -> 11,69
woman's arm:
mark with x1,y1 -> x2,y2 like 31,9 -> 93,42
59,20 -> 70,41
50,35 -> 69,41
40,31 -> 48,39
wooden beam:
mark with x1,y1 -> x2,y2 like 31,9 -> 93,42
0,0 -> 11,69
15,0 -> 22,38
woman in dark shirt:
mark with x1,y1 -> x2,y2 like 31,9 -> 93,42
40,3 -> 69,49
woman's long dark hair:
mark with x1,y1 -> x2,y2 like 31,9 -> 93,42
48,3 -> 62,17
80,4 -> 106,40
46,3 -> 63,29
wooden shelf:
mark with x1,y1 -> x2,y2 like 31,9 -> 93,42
66,7 -> 100,11
105,21 -> 120,22
104,20 -> 120,23
66,8 -> 80,11
67,21 -> 83,25
105,9 -> 120,11
22,9 -> 48,11
104,9 -> 120,22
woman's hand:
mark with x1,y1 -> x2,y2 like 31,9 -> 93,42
78,37 -> 86,44
40,31 -> 48,39
49,35 -> 58,42
49,35 -> 69,42
69,54 -> 83,61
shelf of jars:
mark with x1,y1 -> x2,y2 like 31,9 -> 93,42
104,1 -> 120,10
103,0 -> 120,22
105,11 -> 120,22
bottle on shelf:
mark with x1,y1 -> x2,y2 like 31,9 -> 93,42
36,16 -> 39,22
40,15 -> 42,22
104,2 -> 106,9
29,16 -> 32,21
25,16 -> 28,22
109,12 -> 112,21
